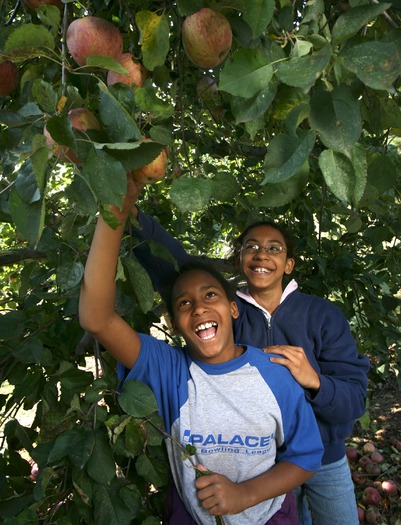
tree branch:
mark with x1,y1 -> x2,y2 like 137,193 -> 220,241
0,249 -> 47,266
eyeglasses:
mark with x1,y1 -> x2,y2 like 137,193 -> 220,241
240,243 -> 287,256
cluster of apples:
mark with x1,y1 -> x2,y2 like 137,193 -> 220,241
43,13 -> 166,183
346,438 -> 400,524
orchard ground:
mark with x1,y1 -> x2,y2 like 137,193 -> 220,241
349,370 -> 401,524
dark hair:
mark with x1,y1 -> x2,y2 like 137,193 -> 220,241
165,261 -> 236,320
232,220 -> 295,270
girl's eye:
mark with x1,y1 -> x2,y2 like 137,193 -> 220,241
178,299 -> 190,308
206,291 -> 217,298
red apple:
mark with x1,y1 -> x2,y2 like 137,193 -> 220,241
359,455 -> 373,468
362,442 -> 376,455
365,506 -> 380,524
346,446 -> 358,462
357,506 -> 365,522
370,451 -> 384,464
0,61 -> 19,97
44,108 -> 101,164
107,53 -> 148,90
23,0 -> 63,8
365,462 -> 381,476
362,486 -> 381,507
182,8 -> 232,69
131,139 -> 170,184
381,479 -> 398,495
66,16 -> 123,67
352,470 -> 366,485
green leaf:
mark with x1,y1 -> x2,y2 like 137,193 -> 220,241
309,85 -> 362,153
0,311 -> 26,340
30,135 -> 48,194
45,115 -> 76,149
231,81 -> 277,123
12,338 -> 52,366
332,4 -> 392,45
252,168 -> 309,208
9,188 -> 45,247
31,79 -> 58,113
243,0 -> 275,38
86,56 -> 128,73
135,453 -> 168,487
210,172 -> 240,201
98,82 -> 142,142
125,419 -> 146,457
92,480 -> 135,525
68,428 -> 96,469
136,11 -> 170,71
87,432 -> 116,485
56,261 -> 85,292
219,48 -> 274,98
318,143 -> 367,206
263,131 -> 315,184
83,149 -> 127,207
122,255 -> 155,313
175,0 -> 205,16
147,240 -> 179,271
4,23 -> 55,51
169,177 -> 213,212
56,363 -> 93,391
341,41 -> 401,92
135,83 -> 175,120
276,45 -> 331,91
101,140 -> 164,171
118,380 -> 159,418
35,4 -> 61,33
15,160 -> 41,203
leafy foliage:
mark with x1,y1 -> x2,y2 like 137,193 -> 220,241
0,0 -> 400,522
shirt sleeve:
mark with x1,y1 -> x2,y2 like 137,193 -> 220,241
305,300 -> 370,428
131,209 -> 195,301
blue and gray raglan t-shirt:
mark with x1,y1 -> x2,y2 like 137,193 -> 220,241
118,334 -> 323,525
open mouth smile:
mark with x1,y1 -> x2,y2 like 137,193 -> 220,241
195,321 -> 218,340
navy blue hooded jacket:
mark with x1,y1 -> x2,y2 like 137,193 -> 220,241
132,210 -> 370,465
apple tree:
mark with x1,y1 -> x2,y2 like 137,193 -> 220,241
0,0 -> 400,522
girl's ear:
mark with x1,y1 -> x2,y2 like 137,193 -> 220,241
171,320 -> 180,335
231,301 -> 240,320
285,257 -> 295,275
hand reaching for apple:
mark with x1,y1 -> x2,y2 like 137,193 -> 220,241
108,174 -> 145,224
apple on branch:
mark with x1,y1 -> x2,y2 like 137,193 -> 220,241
107,53 -> 149,90
130,139 -> 170,184
182,8 -> 232,69
0,61 -> 19,97
22,0 -> 63,8
66,16 -> 123,67
44,108 -> 101,164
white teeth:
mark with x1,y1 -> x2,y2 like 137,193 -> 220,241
253,267 -> 269,273
195,321 -> 217,332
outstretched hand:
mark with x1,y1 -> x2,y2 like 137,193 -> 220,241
195,464 -> 248,516
264,345 -> 321,391
109,174 -> 145,224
